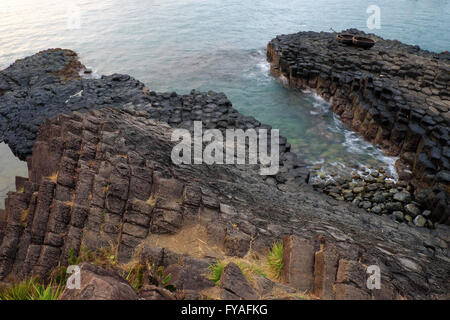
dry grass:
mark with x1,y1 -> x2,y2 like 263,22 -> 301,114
208,255 -> 269,288
48,172 -> 58,183
20,209 -> 29,227
102,182 -> 110,194
146,194 -> 157,206
119,259 -> 145,290
143,225 -> 223,260
65,201 -> 74,207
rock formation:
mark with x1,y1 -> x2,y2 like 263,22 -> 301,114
0,44 -> 449,299
267,29 -> 450,224
0,107 -> 448,299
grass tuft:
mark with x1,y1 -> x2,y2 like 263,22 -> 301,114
267,242 -> 284,279
208,261 -> 226,285
237,261 -> 267,279
48,172 -> 58,183
146,195 -> 157,206
124,263 -> 144,291
30,281 -> 64,300
0,278 -> 64,300
21,209 -> 29,227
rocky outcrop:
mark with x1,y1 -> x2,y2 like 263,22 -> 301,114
267,29 -> 450,224
0,49 -> 149,159
220,263 -> 258,300
0,107 -> 448,299
60,262 -> 138,300
310,169 -> 443,229
0,49 -> 311,206
0,49 -> 294,162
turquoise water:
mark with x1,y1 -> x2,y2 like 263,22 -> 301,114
0,0 -> 449,206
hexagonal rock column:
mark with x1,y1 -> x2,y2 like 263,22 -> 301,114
280,235 -> 315,292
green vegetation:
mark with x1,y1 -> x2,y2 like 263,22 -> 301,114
267,242 -> 284,279
124,263 -> 144,291
0,278 -> 36,300
151,264 -> 175,292
0,278 -> 64,300
208,260 -> 226,285
21,209 -> 29,227
51,246 -> 117,287
30,281 -> 64,300
237,261 -> 267,279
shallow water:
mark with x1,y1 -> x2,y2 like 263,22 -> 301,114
0,143 -> 28,209
0,0 -> 449,204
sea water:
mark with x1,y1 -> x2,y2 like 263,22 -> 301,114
0,0 -> 449,206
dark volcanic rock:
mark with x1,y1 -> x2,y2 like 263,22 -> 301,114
0,49 -> 150,159
0,108 -> 448,299
220,262 -> 258,300
138,285 -> 175,300
0,49 -> 308,194
267,29 -> 450,225
60,262 -> 138,300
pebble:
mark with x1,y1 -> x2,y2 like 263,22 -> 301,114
413,215 -> 426,227
393,191 -> 411,203
393,211 -> 404,222
422,210 -> 431,217
404,203 -> 421,217
317,171 -> 327,179
372,205 -> 383,214
361,201 -> 372,209
310,165 -> 439,229
353,186 -> 364,193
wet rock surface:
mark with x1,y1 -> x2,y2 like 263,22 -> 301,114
0,107 -> 448,299
310,169 -> 445,228
267,29 -> 450,225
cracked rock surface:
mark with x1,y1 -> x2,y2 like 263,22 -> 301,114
0,107 -> 448,299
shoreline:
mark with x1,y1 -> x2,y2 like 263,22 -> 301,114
267,28 -> 449,226
1,106 -> 449,299
0,39 -> 449,299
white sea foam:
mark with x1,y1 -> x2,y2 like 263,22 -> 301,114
304,92 -> 399,179
65,90 -> 83,104
245,49 -> 271,83
339,119 -> 399,180
79,67 -> 101,80
277,74 -> 289,87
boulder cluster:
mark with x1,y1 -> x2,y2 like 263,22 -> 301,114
310,168 -> 445,228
